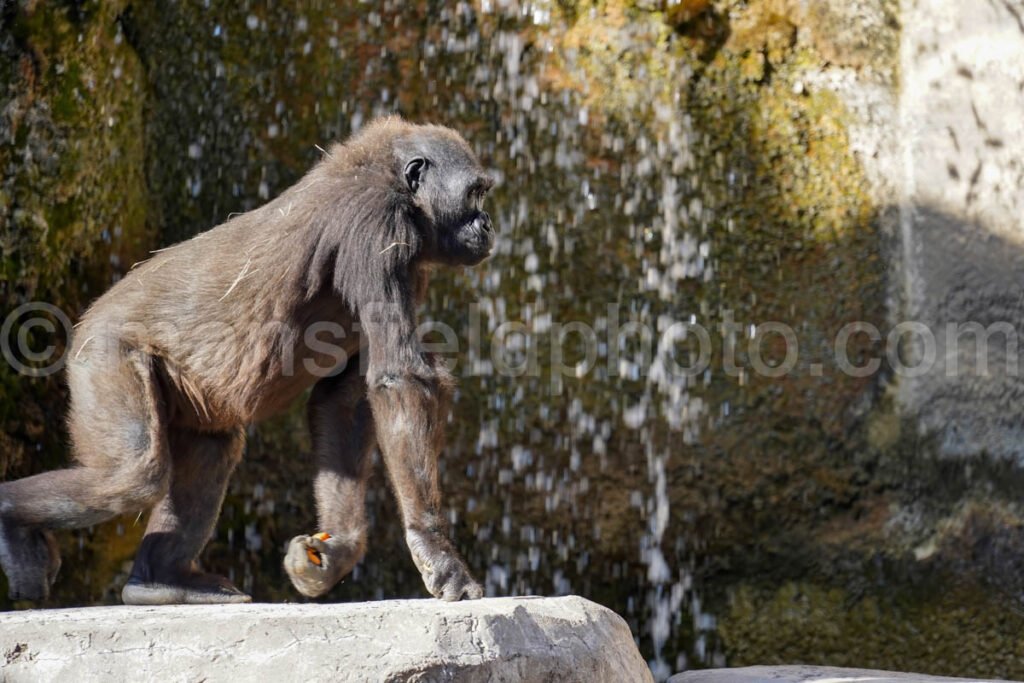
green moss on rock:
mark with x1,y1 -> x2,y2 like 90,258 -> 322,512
0,0 -> 149,476
721,580 -> 1024,679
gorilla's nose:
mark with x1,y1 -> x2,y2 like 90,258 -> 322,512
475,212 -> 493,233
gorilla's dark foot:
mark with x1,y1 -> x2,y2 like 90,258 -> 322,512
284,532 -> 362,598
0,516 -> 61,601
122,570 -> 251,605
405,529 -> 483,602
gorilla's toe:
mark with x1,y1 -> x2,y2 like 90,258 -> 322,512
122,572 -> 251,605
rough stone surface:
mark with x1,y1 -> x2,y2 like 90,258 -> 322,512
670,665 -> 1015,683
894,0 -> 1024,460
813,0 -> 1024,462
0,596 -> 653,683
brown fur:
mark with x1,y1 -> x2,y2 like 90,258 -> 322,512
0,117 -> 492,603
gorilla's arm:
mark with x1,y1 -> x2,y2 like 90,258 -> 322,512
360,300 -> 483,602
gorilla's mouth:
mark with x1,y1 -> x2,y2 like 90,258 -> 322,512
469,211 -> 494,253
450,211 -> 494,265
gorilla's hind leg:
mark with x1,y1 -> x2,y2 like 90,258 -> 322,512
122,428 -> 249,605
0,346 -> 171,601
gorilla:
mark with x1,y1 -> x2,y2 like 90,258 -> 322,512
0,117 -> 494,604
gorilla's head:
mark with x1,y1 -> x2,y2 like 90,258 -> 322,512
394,127 -> 495,266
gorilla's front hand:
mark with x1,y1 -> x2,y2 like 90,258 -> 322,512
284,532 -> 362,598
405,528 -> 483,601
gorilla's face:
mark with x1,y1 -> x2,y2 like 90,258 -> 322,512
396,130 -> 495,266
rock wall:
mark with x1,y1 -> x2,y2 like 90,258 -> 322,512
3,0 -> 1024,678
671,665 -> 1012,683
0,1 -> 150,478
895,0 -> 1024,460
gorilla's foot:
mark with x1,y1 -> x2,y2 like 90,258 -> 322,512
284,532 -> 362,598
122,571 -> 251,605
0,516 -> 61,601
405,529 -> 483,602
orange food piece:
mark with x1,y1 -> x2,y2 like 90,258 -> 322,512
306,547 -> 322,566
314,532 -> 332,541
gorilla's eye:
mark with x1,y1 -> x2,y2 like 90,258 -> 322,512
404,157 -> 428,192
467,179 -> 492,210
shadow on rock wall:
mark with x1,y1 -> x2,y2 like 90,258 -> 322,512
898,206 -> 1024,460
714,203 -> 1024,678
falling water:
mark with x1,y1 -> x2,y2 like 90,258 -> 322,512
12,1 -> 1024,680
2,3 -> 724,673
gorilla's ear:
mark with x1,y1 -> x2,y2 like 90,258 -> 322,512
404,158 -> 427,193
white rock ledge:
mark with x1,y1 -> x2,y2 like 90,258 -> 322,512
0,595 -> 652,682
670,666 -> 1016,683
